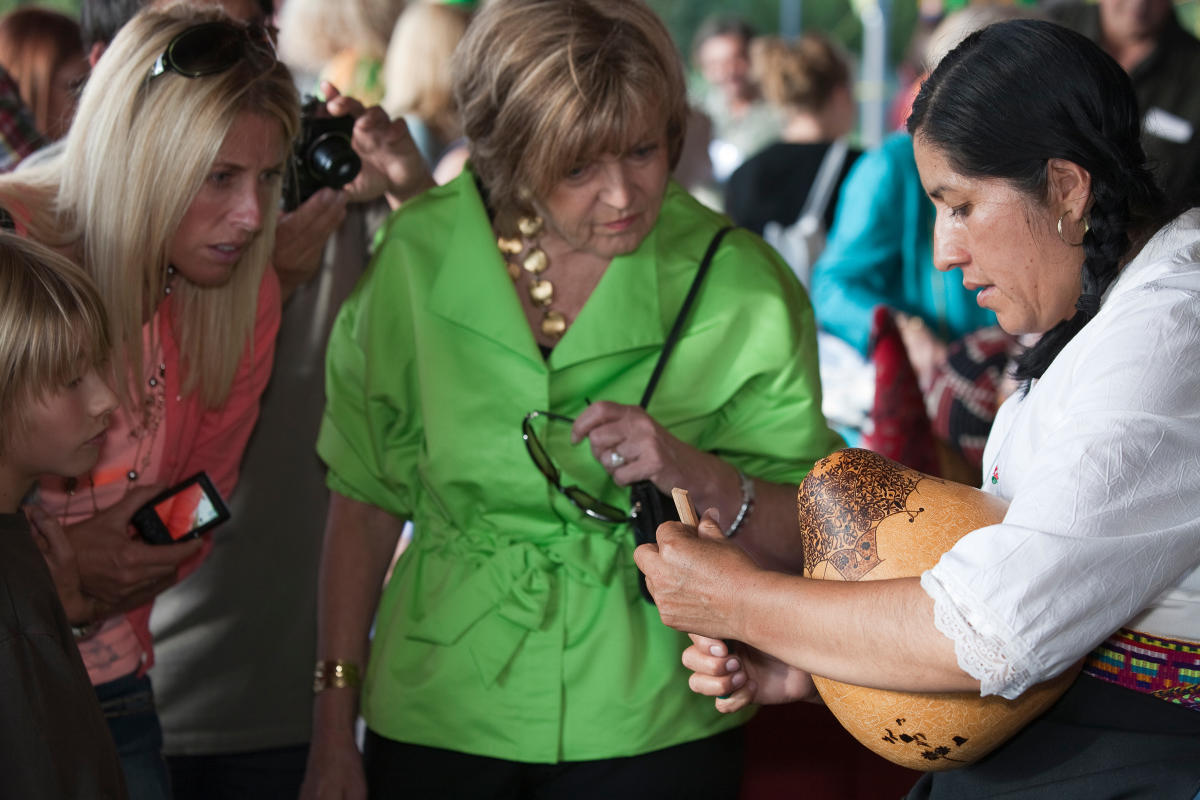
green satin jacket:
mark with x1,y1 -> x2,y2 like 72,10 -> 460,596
317,169 -> 842,762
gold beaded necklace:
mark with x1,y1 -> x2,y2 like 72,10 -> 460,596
498,215 -> 568,339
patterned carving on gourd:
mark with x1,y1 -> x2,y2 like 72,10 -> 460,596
799,448 -> 937,581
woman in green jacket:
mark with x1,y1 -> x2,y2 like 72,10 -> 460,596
302,1 -> 842,797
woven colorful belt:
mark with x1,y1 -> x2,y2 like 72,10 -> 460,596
1083,628 -> 1200,712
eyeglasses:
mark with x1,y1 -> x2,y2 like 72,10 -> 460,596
147,21 -> 277,82
522,410 -> 631,523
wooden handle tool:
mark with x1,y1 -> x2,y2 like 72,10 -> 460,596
671,487 -> 735,696
671,487 -> 699,528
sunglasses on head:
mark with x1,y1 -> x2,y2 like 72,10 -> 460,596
147,21 -> 277,82
522,410 -> 632,523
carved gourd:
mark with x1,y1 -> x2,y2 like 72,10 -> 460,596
798,448 -> 1077,771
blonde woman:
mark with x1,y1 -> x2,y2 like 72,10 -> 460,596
381,0 -> 471,169
278,0 -> 406,105
0,6 -> 298,797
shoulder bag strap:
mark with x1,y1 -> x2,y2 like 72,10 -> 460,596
639,225 -> 735,409
796,138 -> 849,228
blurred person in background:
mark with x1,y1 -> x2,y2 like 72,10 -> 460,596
724,32 -> 861,286
80,0 -> 143,66
381,0 -> 472,179
0,8 -> 88,141
0,65 -> 43,171
277,0 -> 406,105
691,15 -> 782,185
1051,0 -> 1200,210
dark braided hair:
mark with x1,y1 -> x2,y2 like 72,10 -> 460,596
907,19 -> 1166,381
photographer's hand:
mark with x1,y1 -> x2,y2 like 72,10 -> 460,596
274,188 -> 347,303
322,82 -> 436,209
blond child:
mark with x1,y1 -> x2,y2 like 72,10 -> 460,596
0,232 -> 127,798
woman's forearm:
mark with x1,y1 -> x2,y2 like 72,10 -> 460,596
313,490 -> 406,733
640,515 -> 977,695
675,452 -> 805,573
726,480 -> 806,573
736,574 -> 976,693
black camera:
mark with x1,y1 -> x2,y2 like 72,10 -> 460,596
284,97 -> 361,211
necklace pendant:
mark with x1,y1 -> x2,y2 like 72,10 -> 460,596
528,278 -> 554,307
497,236 -> 523,255
541,310 -> 567,338
517,215 -> 544,238
522,248 -> 548,275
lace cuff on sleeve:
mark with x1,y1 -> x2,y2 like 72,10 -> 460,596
920,570 -> 1041,699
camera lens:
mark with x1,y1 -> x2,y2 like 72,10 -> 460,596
307,133 -> 361,188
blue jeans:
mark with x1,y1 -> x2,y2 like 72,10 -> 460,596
95,672 -> 171,800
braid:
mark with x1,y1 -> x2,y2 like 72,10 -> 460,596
1012,142 -> 1165,383
1013,178 -> 1133,382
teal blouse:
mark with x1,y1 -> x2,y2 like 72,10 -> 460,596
811,133 -> 997,354
318,169 -> 843,763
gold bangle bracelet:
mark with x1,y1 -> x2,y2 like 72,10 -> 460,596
312,659 -> 362,693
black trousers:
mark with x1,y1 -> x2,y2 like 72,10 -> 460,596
907,676 -> 1200,800
363,726 -> 744,800
167,744 -> 309,800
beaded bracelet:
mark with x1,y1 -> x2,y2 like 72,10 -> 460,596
724,470 -> 755,538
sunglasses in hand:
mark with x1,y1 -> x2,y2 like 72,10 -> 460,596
522,410 -> 631,523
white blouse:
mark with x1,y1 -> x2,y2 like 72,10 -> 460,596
921,209 -> 1200,700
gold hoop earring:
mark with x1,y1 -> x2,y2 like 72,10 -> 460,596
1057,211 -> 1089,247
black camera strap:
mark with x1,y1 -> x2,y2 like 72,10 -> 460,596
629,224 -> 734,604
639,225 -> 734,409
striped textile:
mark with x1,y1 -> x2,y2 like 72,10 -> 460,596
1083,628 -> 1200,712
924,325 -> 1018,470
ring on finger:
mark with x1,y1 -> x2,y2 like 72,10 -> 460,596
608,451 -> 626,468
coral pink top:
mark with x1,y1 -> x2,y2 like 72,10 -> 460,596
38,269 -> 281,681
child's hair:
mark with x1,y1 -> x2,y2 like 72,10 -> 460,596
0,232 -> 111,442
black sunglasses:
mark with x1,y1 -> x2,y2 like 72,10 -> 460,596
522,410 -> 631,523
147,21 -> 277,82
